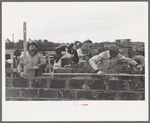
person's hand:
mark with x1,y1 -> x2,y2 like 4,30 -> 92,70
136,64 -> 142,71
64,64 -> 71,68
61,51 -> 67,56
20,72 -> 25,77
97,70 -> 104,76
132,64 -> 142,73
32,66 -> 39,69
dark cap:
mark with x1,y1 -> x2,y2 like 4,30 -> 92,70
27,41 -> 38,50
109,46 -> 119,53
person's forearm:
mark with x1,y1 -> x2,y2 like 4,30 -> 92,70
128,59 -> 138,66
17,64 -> 23,73
38,63 -> 47,69
89,58 -> 98,71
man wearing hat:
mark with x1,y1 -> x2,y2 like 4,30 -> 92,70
89,45 -> 142,76
17,41 -> 47,77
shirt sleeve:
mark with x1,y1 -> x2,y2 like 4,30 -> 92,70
38,55 -> 47,68
17,56 -> 24,73
118,54 -> 137,66
89,52 -> 105,71
77,49 -> 83,56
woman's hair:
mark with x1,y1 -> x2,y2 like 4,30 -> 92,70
55,46 -> 67,63
68,43 -> 75,54
55,46 -> 67,54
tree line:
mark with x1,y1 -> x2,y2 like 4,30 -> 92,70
5,39 -> 93,50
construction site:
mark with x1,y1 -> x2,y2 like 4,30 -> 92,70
5,22 -> 145,101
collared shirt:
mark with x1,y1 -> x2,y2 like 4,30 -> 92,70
18,52 -> 46,73
89,50 -> 137,72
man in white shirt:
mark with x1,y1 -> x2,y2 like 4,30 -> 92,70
89,46 -> 142,76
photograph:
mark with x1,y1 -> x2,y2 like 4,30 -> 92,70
2,2 -> 148,121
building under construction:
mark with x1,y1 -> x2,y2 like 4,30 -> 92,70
5,23 -> 145,101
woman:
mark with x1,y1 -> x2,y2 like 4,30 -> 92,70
53,45 -> 72,69
67,43 -> 79,64
53,43 -> 79,69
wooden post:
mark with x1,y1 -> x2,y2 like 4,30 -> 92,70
23,22 -> 27,75
12,34 -> 14,49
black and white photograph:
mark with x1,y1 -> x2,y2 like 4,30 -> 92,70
2,2 -> 148,121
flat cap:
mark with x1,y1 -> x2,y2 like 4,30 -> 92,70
109,46 -> 119,53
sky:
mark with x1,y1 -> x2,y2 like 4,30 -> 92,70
2,2 -> 148,43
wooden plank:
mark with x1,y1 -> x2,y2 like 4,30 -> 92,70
42,73 -> 144,76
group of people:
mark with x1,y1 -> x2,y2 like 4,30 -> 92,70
15,41 -> 83,77
7,40 -> 144,78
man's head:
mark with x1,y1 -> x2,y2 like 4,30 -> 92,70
27,41 -> 38,56
109,46 -> 119,57
75,41 -> 82,49
14,49 -> 21,58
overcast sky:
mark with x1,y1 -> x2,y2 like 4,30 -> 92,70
2,2 -> 148,43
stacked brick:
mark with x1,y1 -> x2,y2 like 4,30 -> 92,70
6,61 -> 144,101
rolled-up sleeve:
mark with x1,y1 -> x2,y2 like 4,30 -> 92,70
118,54 -> 137,66
89,52 -> 105,70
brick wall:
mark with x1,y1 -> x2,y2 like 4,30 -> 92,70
6,61 -> 145,101
6,75 -> 144,101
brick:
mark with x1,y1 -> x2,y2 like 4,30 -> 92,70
78,62 -> 84,69
6,78 -> 12,87
69,79 -> 84,89
21,89 -> 38,98
77,91 -> 98,100
54,68 -> 72,78
97,91 -> 110,100
108,80 -> 121,90
72,64 -> 79,70
58,90 -> 77,99
26,69 -> 42,77
50,79 -> 66,88
97,91 -> 115,100
88,80 -> 105,90
61,57 -> 72,67
6,89 -> 20,98
108,80 -> 131,90
119,92 -> 145,100
12,77 -> 29,87
39,89 -> 57,98
131,81 -> 145,90
30,79 -> 49,88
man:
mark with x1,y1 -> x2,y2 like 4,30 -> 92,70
75,41 -> 83,56
13,49 -> 22,68
89,46 -> 142,75
18,41 -> 47,77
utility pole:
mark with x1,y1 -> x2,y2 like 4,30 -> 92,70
23,22 -> 27,75
12,33 -> 14,49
